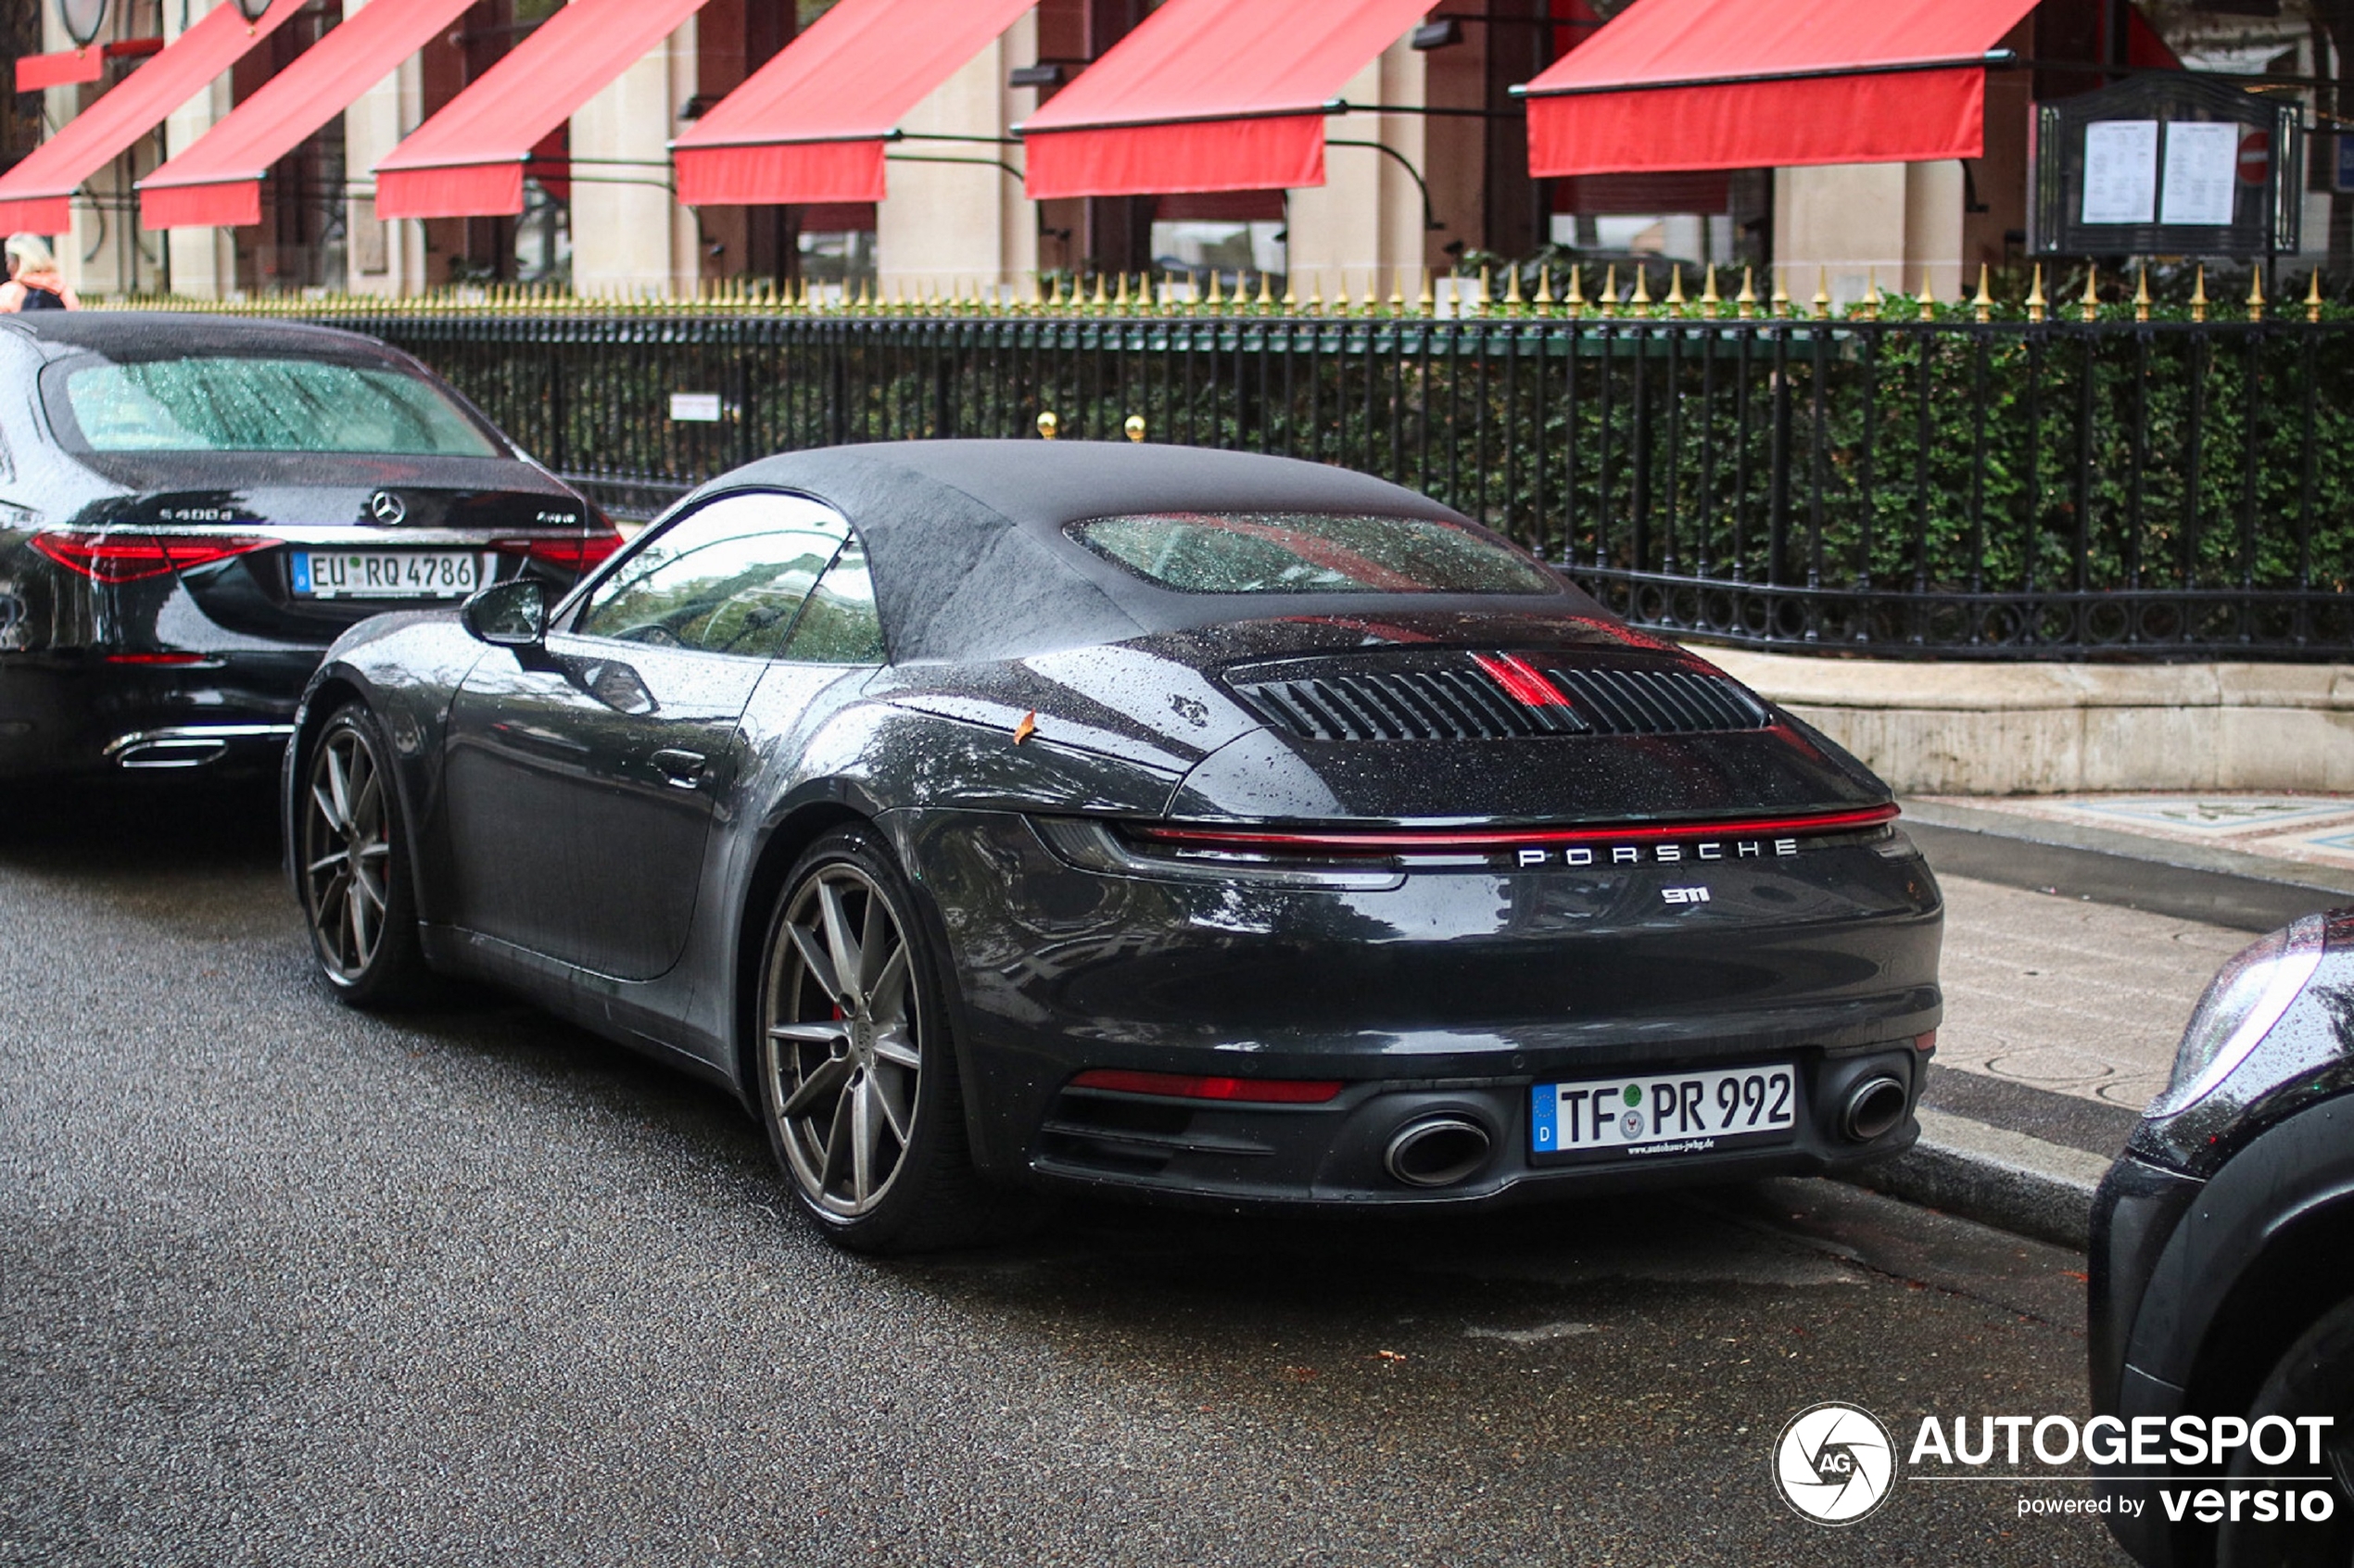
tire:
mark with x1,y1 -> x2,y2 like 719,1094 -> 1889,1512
296,703 -> 434,1008
753,825 -> 1010,1254
2216,1293 -> 2354,1568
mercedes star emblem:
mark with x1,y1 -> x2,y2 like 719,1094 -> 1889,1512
366,490 -> 407,525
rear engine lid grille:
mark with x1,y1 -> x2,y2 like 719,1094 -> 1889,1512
1547,666 -> 1770,736
1229,656 -> 1769,742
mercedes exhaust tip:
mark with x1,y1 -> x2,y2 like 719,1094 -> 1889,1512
1384,1116 -> 1493,1188
1840,1075 -> 1910,1144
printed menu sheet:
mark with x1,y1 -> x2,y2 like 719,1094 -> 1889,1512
2081,120 -> 2158,224
2160,121 -> 2239,226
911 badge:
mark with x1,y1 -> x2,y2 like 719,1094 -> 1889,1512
1662,886 -> 1711,904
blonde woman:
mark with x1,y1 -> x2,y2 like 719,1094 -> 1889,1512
0,234 -> 77,311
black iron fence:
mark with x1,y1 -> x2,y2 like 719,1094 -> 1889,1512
149,295 -> 2354,658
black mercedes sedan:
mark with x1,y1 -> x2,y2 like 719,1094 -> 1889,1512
0,313 -> 616,780
2092,912 -> 2354,1566
285,440 -> 1943,1252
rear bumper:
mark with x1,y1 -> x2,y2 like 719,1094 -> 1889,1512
1022,1045 -> 1928,1209
894,807 -> 1944,1205
0,651 -> 315,778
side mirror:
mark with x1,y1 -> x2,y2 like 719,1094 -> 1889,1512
461,577 -> 547,648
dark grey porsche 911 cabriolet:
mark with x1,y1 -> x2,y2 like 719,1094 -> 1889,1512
285,440 -> 1943,1252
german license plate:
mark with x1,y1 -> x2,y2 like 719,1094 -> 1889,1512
1530,1061 -> 1798,1163
292,550 -> 481,600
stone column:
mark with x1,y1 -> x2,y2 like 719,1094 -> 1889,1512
342,0 -> 425,297
874,11 -> 1034,296
570,17 -> 696,296
53,0 -> 201,295
1773,160 -> 1965,309
1286,38 -> 1428,304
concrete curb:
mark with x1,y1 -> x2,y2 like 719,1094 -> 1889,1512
1843,1108 -> 2108,1250
1826,803 -> 2348,1248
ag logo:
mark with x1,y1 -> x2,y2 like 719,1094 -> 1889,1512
1773,1402 -> 1895,1524
366,489 -> 407,525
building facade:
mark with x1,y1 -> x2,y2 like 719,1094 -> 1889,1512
5,0 -> 2341,304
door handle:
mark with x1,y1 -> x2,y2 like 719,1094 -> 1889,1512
650,748 -> 708,789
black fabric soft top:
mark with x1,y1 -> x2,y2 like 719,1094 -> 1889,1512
684,440 -> 1586,664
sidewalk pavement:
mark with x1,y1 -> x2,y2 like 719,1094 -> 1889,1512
1848,794 -> 2354,1246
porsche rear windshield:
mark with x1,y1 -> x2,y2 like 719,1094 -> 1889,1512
52,354 -> 500,457
1068,512 -> 1557,595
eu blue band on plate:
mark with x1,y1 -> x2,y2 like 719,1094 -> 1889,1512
290,553 -> 312,594
1530,1084 -> 1556,1150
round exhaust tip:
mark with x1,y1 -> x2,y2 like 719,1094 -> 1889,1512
1384,1115 -> 1492,1188
1841,1075 -> 1909,1144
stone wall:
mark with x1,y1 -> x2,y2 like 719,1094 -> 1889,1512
1706,648 -> 2354,795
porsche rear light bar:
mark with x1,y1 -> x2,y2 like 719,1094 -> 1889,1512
1068,1069 -> 1345,1104
1127,803 -> 1901,856
31,530 -> 272,584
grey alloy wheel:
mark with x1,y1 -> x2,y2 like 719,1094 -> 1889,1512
762,860 -> 924,1219
302,720 -> 394,982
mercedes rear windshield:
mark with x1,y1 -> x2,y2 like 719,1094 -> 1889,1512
44,352 -> 500,458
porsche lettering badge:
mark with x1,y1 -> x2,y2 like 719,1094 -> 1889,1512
1514,838 -> 1800,867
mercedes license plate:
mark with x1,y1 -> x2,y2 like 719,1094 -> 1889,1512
1530,1062 -> 1798,1163
293,550 -> 481,600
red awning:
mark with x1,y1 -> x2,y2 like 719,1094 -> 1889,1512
374,0 -> 712,220
14,38 -> 163,95
140,0 -> 482,229
672,0 -> 1035,208
1019,0 -> 1438,201
1518,0 -> 2040,177
2126,6 -> 2184,70
0,0 -> 308,234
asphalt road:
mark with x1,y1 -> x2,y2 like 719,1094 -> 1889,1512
0,781 -> 2124,1568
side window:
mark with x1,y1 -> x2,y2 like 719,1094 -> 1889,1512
778,538 -> 885,664
573,491 -> 847,657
